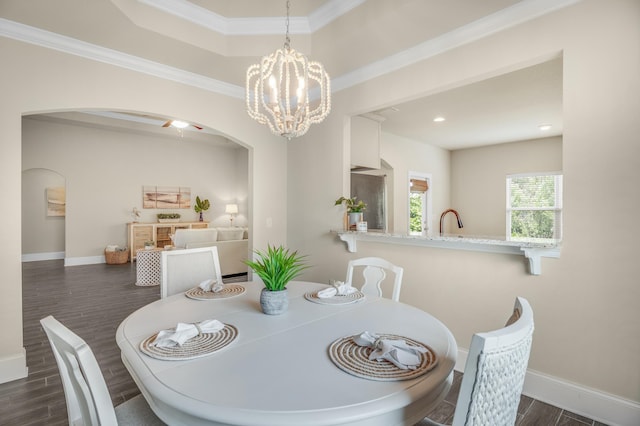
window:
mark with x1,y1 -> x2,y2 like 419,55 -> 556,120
409,192 -> 425,235
409,174 -> 431,236
506,173 -> 562,241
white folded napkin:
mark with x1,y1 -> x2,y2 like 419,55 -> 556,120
317,281 -> 357,298
199,278 -> 224,293
152,319 -> 224,347
352,331 -> 427,370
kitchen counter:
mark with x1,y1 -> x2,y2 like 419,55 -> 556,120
334,230 -> 560,275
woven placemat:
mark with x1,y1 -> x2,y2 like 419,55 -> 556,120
328,334 -> 437,381
304,291 -> 365,305
140,324 -> 237,361
184,284 -> 246,300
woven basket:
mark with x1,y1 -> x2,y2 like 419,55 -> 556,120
105,249 -> 129,264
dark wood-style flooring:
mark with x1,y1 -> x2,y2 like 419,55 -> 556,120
0,260 -> 607,425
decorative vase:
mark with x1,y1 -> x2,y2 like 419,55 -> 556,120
348,212 -> 363,229
199,212 -> 203,222
260,288 -> 288,315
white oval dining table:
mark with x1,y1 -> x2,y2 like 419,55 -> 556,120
116,281 -> 458,426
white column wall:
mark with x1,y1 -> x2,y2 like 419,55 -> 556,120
0,37 -> 287,381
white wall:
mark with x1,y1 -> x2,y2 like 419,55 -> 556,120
381,131 -> 450,235
451,136 -> 562,237
21,116 -> 248,263
288,1 -> 640,423
381,133 -> 561,238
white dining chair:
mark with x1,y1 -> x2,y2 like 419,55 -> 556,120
415,297 -> 534,426
161,246 -> 223,298
345,257 -> 404,301
40,315 -> 164,426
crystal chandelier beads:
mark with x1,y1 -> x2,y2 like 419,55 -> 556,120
246,1 -> 331,139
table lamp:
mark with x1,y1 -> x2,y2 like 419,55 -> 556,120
225,204 -> 238,226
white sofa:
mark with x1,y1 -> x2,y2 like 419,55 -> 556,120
172,228 -> 249,276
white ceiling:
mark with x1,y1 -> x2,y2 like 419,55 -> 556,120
374,56 -> 562,150
1,0 -> 569,149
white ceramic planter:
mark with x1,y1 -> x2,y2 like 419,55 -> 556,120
348,212 -> 363,228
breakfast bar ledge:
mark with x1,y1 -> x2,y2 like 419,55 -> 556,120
334,231 -> 560,276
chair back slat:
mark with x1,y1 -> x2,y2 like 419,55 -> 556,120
345,257 -> 403,301
40,315 -> 119,425
161,246 -> 223,298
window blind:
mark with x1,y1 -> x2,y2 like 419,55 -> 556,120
410,178 -> 428,193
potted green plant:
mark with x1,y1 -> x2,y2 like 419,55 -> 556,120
335,196 -> 367,230
194,196 -> 210,222
157,213 -> 181,223
244,245 -> 309,315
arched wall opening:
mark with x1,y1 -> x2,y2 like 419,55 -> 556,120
21,110 -> 251,266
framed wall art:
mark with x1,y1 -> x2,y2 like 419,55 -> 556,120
46,187 -> 66,217
143,186 -> 191,209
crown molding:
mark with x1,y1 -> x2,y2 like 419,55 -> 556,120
137,0 -> 366,35
0,0 -> 580,98
331,0 -> 581,92
0,18 -> 244,99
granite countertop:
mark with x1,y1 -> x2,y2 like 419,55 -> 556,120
335,230 -> 560,248
333,230 -> 561,275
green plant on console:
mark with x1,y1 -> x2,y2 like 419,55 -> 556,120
335,196 -> 367,213
244,245 -> 309,291
194,196 -> 210,213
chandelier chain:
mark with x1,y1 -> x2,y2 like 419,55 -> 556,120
284,0 -> 291,50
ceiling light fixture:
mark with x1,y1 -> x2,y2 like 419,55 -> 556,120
433,116 -> 446,122
246,0 -> 331,139
170,120 -> 189,129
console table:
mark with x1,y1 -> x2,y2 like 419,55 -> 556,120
127,222 -> 208,261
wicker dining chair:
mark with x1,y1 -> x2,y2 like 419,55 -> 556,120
40,315 -> 164,425
345,257 -> 404,301
161,246 -> 223,298
416,297 -> 534,426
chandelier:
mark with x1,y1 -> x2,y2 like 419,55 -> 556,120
246,1 -> 331,139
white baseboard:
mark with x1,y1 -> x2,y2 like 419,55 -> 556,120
455,349 -> 640,426
22,252 -> 110,266
22,252 -> 107,266
0,348 -> 28,384
21,251 -> 64,262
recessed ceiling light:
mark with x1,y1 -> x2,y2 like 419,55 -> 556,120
170,120 -> 189,129
433,116 -> 446,122
539,123 -> 552,131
